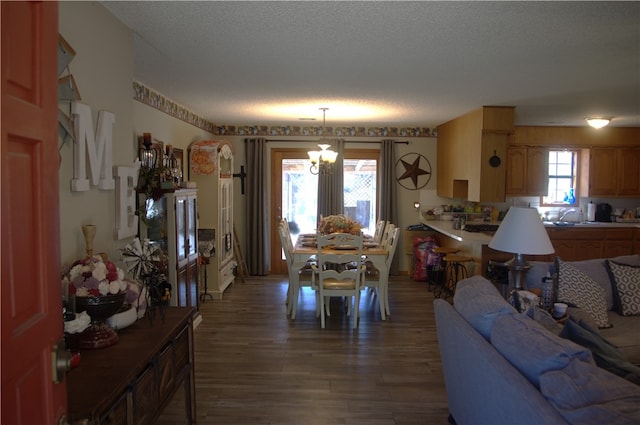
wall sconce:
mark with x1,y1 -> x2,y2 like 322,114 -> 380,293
414,201 -> 420,210
586,117 -> 611,129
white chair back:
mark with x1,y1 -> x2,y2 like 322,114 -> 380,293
380,223 -> 396,250
372,220 -> 387,243
314,232 -> 365,329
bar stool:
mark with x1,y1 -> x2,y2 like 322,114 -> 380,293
431,247 -> 460,297
441,254 -> 473,300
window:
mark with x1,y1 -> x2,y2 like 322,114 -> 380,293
342,156 -> 378,235
281,150 -> 378,238
542,150 -> 578,205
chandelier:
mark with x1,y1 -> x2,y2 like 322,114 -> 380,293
308,108 -> 338,175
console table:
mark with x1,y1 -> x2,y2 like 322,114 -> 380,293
67,307 -> 196,424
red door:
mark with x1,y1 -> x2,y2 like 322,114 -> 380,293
1,2 -> 67,424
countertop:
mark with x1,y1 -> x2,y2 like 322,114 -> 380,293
422,219 -> 639,245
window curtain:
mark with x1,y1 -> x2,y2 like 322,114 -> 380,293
244,138 -> 268,275
379,139 -> 399,275
317,139 -> 345,218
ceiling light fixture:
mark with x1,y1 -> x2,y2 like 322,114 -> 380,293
308,108 -> 338,175
586,117 -> 611,129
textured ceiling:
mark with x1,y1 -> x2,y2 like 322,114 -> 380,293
101,1 -> 640,128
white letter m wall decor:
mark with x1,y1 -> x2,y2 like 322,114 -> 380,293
71,101 -> 115,191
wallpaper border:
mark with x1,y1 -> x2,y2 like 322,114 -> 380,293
133,81 -> 437,138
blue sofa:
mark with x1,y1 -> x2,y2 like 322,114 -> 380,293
434,276 -> 640,425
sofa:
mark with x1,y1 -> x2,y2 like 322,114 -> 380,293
434,274 -> 640,425
524,254 -> 640,364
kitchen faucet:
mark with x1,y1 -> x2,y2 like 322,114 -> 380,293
558,208 -> 577,222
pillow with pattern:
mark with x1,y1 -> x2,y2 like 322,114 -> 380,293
557,259 -> 609,328
606,260 -> 640,316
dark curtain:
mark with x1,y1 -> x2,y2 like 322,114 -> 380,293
379,139 -> 400,275
317,139 -> 345,218
244,138 -> 268,275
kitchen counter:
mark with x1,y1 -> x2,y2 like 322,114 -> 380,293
421,218 -> 640,276
423,219 -> 640,245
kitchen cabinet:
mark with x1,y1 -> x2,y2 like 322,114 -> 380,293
189,141 -> 236,299
140,189 -> 200,310
618,148 -> 640,196
437,106 -> 514,202
506,147 -> 548,196
634,229 -> 640,255
581,147 -> 640,197
67,308 -> 196,425
545,227 -> 634,261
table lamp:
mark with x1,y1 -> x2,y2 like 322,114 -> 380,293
488,206 -> 554,290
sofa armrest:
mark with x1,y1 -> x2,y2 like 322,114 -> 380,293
434,299 -> 568,425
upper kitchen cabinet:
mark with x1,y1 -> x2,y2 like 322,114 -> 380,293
506,147 -> 548,196
437,106 -> 514,202
580,147 -> 640,197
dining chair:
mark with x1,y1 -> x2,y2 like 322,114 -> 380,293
362,226 -> 399,319
312,232 -> 366,329
380,223 -> 396,250
278,223 -> 316,319
372,220 -> 388,244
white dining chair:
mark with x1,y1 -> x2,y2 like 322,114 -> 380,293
372,220 -> 388,244
362,226 -> 399,319
312,232 -> 366,329
278,222 -> 316,319
380,223 -> 396,250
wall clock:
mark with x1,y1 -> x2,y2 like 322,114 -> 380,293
395,153 -> 432,190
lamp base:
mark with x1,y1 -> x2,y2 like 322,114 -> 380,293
506,253 -> 530,291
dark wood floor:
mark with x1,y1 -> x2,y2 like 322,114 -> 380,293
159,274 -> 450,425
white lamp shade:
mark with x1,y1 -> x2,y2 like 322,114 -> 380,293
308,150 -> 321,163
489,207 -> 555,255
322,149 -> 338,163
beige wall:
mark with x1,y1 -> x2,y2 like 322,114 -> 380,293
58,2 -> 134,266
217,136 -> 437,273
58,3 -> 216,267
58,2 -> 438,273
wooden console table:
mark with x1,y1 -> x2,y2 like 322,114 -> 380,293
67,307 -> 196,424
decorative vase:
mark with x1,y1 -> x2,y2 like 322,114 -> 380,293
74,292 -> 125,349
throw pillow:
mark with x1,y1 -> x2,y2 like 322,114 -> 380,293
557,259 -> 609,328
540,360 -> 640,424
560,316 -> 640,385
606,260 -> 640,316
491,313 -> 593,388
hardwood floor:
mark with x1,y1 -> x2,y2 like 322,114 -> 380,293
158,275 -> 450,425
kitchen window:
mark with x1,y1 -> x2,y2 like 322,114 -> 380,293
542,150 -> 579,206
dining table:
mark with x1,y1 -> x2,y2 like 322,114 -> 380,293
290,233 -> 392,320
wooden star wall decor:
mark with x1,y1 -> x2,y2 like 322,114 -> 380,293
395,153 -> 432,190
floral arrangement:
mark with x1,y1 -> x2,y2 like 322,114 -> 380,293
318,214 -> 362,235
62,255 -> 127,297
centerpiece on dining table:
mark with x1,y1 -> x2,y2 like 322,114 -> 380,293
318,214 -> 362,235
